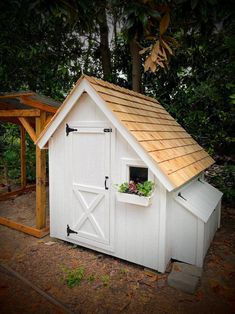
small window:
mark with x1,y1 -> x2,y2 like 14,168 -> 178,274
129,167 -> 148,184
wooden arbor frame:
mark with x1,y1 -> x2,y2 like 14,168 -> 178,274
0,92 -> 60,237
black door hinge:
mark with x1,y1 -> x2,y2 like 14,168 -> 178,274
104,128 -> 112,133
66,124 -> 77,136
67,224 -> 78,237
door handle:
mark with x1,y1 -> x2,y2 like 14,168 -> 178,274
105,176 -> 109,190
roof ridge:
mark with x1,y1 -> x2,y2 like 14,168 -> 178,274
83,75 -> 160,105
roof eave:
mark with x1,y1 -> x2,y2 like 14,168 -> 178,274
37,77 -> 176,191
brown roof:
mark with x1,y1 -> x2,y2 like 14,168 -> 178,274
84,76 -> 214,188
0,91 -> 61,113
37,75 -> 214,189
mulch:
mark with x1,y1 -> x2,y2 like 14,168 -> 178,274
0,192 -> 235,313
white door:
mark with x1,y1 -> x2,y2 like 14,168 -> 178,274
66,124 -> 113,251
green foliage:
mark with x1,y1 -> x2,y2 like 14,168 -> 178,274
0,123 -> 20,182
0,0 -> 233,204
119,267 -> 128,275
62,266 -> 85,288
0,0 -> 83,97
206,164 -> 235,205
87,273 -> 96,283
117,182 -> 129,193
144,0 -> 234,155
136,181 -> 155,197
0,123 -> 37,184
117,181 -> 155,197
100,275 -> 110,287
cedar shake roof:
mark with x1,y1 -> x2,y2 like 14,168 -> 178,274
37,75 -> 214,189
84,76 -> 214,188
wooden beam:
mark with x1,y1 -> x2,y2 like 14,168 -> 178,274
20,125 -> 27,188
0,102 -> 12,109
20,96 -> 57,114
0,92 -> 35,99
0,217 -> 49,238
36,111 -> 47,229
18,117 -> 37,143
45,114 -> 53,126
0,109 -> 40,117
0,185 -> 36,201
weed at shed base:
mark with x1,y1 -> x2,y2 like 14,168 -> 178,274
62,266 -> 85,288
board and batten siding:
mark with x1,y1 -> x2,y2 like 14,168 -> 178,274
167,179 -> 221,267
48,93 -> 163,270
168,197 -> 198,265
203,200 -> 221,257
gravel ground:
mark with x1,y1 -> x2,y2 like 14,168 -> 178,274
0,189 -> 49,227
0,192 -> 235,313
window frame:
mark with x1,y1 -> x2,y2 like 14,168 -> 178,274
121,158 -> 154,183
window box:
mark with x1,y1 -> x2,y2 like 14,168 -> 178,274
116,191 -> 153,207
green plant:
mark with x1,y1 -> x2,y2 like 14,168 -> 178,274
206,164 -> 235,205
87,274 -> 95,283
100,275 -> 110,287
137,181 -> 155,197
119,267 -> 128,275
62,266 -> 85,288
117,180 -> 155,197
117,182 -> 129,193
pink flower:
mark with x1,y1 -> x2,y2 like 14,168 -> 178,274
129,181 -> 137,194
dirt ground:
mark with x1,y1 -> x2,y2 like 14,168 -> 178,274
0,192 -> 235,314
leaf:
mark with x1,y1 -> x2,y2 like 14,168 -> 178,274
164,35 -> 180,48
191,0 -> 199,9
124,16 -> 135,30
144,55 -> 154,72
152,41 -> 160,54
150,62 -> 157,72
157,60 -> 165,69
161,39 -> 173,55
150,52 -> 157,62
148,10 -> 161,19
150,41 -> 160,62
139,47 -> 150,55
139,12 -> 148,28
159,12 -> 170,36
158,46 -> 167,60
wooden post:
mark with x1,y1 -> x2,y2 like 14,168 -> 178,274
35,111 -> 47,229
20,125 -> 26,188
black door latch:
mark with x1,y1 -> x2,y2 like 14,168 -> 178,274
103,128 -> 112,132
66,124 -> 77,136
67,224 -> 78,237
104,176 -> 109,190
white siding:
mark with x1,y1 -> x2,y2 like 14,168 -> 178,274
49,93 -> 160,270
169,199 -> 198,264
203,201 -> 220,257
168,178 -> 222,267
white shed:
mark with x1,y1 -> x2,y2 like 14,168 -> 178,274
37,75 -> 223,272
